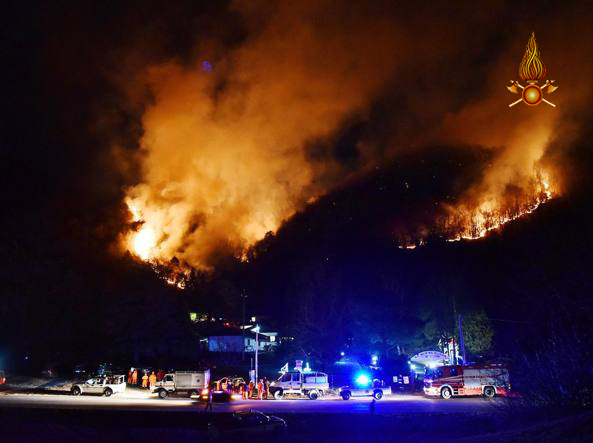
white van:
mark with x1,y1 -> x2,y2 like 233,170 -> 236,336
269,371 -> 329,399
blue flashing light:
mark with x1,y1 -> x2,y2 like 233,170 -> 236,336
355,373 -> 371,386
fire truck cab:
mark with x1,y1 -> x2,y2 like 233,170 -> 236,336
423,364 -> 509,399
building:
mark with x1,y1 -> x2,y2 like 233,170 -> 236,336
206,329 -> 277,353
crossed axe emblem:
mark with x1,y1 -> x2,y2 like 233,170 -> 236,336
507,79 -> 558,107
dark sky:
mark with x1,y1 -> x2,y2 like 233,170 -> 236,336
2,0 -> 593,367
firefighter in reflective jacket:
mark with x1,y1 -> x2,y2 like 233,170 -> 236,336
142,372 -> 148,388
132,369 -> 138,385
149,372 -> 157,389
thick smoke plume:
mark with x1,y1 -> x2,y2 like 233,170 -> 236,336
126,1 -> 403,268
124,0 -> 593,268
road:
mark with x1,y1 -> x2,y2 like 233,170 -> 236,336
1,389 -> 525,442
0,389 -> 503,415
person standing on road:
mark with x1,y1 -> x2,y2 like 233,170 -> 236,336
248,381 -> 254,399
132,369 -> 138,385
241,382 -> 247,400
142,372 -> 148,388
257,379 -> 264,400
204,386 -> 213,412
127,368 -> 133,384
149,371 -> 157,389
264,378 -> 270,400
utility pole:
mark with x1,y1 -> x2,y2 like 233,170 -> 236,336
451,293 -> 458,365
254,324 -> 259,384
458,314 -> 466,365
241,292 -> 247,361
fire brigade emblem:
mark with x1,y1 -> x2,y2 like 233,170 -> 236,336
507,32 -> 558,107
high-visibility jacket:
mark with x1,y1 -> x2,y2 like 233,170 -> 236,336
142,375 -> 148,387
149,374 -> 157,386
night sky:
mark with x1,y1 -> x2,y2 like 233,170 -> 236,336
2,0 -> 593,373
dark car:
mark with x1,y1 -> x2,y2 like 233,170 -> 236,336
208,410 -> 286,438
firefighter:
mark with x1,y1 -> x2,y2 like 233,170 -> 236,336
248,381 -> 254,399
264,378 -> 270,400
127,368 -> 133,385
149,371 -> 157,389
257,379 -> 264,400
142,372 -> 148,388
132,369 -> 138,385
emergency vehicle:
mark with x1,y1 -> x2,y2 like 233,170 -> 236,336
153,370 -> 210,399
423,363 -> 510,399
269,370 -> 329,399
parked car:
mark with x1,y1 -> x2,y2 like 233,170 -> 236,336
207,410 -> 286,438
71,375 -> 126,397
340,378 -> 391,400
269,370 -> 329,399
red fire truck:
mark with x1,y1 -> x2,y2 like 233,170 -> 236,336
423,364 -> 510,399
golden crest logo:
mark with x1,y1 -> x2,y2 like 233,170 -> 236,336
507,33 -> 558,107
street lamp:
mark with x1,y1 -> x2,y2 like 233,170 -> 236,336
254,324 -> 260,384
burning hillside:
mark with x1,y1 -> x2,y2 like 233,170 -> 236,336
118,2 -> 592,272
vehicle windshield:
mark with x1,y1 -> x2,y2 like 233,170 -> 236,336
425,367 -> 444,379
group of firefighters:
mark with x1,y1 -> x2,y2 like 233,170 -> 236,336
218,377 -> 272,399
126,368 -> 165,389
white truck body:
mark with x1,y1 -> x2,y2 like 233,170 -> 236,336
71,375 -> 126,397
153,370 -> 210,399
269,371 -> 329,399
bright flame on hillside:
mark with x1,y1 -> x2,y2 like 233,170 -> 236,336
398,168 -> 557,249
442,170 -> 554,242
132,226 -> 156,260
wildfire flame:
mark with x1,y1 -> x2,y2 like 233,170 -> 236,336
519,32 -> 546,82
399,168 -> 556,248
443,171 -> 554,242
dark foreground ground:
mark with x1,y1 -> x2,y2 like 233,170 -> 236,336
1,406 -> 592,443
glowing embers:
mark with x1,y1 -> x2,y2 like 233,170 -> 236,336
397,170 -> 555,248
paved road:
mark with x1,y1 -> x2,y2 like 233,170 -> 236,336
0,389 -> 503,415
2,390 -> 557,443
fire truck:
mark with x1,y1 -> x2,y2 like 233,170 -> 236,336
423,364 -> 510,399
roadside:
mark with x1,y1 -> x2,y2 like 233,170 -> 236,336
1,407 -> 592,443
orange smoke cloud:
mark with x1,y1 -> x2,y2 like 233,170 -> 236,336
125,1 -> 403,268
122,1 -> 593,264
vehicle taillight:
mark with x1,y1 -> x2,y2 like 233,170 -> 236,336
201,388 -> 209,395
